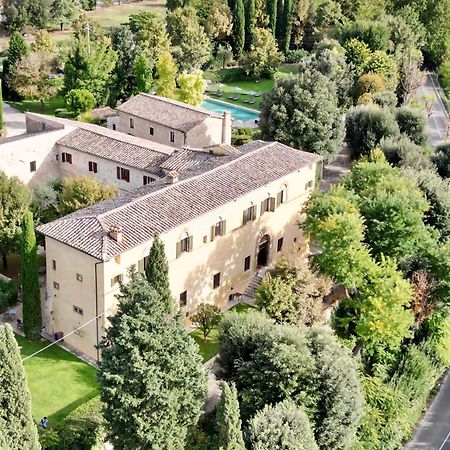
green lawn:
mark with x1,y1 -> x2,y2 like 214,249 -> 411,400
191,303 -> 254,363
8,95 -> 66,116
16,335 -> 98,425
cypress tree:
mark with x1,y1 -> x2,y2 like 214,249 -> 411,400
21,211 -> 42,341
2,31 -> 29,100
145,234 -> 172,314
282,0 -> 293,53
244,0 -> 255,50
216,381 -> 245,450
266,0 -> 277,36
275,0 -> 284,43
0,83 -> 4,132
99,276 -> 207,449
233,0 -> 245,57
0,324 -> 40,449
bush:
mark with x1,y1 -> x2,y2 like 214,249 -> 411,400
0,278 -> 18,313
372,90 -> 397,108
77,111 -> 101,124
65,89 -> 96,115
247,400 -> 318,450
395,107 -> 427,145
354,73 -> 386,100
345,105 -> 399,159
379,135 -> 430,169
231,127 -> 258,146
432,142 -> 450,178
285,49 -> 309,63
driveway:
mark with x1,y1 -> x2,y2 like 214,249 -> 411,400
3,102 -> 26,137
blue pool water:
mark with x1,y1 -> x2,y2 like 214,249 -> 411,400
201,98 -> 260,123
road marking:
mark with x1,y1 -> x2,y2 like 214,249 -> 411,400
438,429 -> 450,450
429,73 -> 449,120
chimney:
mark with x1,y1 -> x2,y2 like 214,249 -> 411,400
109,226 -> 123,243
222,111 -> 232,145
168,170 -> 179,184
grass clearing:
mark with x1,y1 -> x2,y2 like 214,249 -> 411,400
191,303 -> 254,363
9,95 -> 66,116
16,334 -> 98,425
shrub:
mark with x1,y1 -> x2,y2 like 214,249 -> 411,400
77,111 -> 100,124
356,93 -> 373,105
0,278 -> 18,313
379,135 -> 430,168
395,107 -> 427,145
231,127 -> 257,146
372,90 -> 397,108
354,73 -> 386,100
247,400 -> 318,450
65,89 -> 96,115
285,49 -> 309,63
432,142 -> 450,178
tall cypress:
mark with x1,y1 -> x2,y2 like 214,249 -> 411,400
145,234 -> 172,314
244,0 -> 255,50
21,211 -> 42,341
0,324 -> 40,449
216,381 -> 245,449
282,0 -> 293,53
275,0 -> 284,43
0,83 -> 4,132
233,0 -> 245,57
266,0 -> 277,36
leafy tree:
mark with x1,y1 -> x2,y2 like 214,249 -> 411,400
260,71 -> 344,162
191,303 -> 221,339
0,173 -> 31,269
242,27 -> 284,78
155,52 -> 177,98
354,73 -> 387,100
0,324 -> 40,449
205,0 -> 233,41
178,70 -> 206,106
248,400 -> 318,450
21,211 -> 42,341
3,0 -> 50,31
216,381 -> 245,450
133,52 -> 153,94
31,30 -> 56,53
0,84 -> 3,132
99,276 -> 206,449
166,7 -> 212,70
432,143 -> 450,178
345,104 -> 399,159
2,31 -> 29,100
340,20 -> 391,52
65,89 -> 96,115
372,90 -> 397,108
364,50 -> 399,91
379,135 -> 430,168
344,38 -> 371,78
57,177 -> 117,216
232,0 -> 245,56
395,107 -> 427,145
145,234 -> 172,313
50,0 -> 75,31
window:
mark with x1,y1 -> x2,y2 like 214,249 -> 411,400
277,186 -> 287,206
88,161 -> 98,173
53,281 -> 60,290
116,166 -> 130,182
61,152 -> 72,164
176,234 -> 193,257
244,255 -> 251,271
112,124 -> 116,131
52,260 -> 56,270
211,219 -> 226,240
305,180 -> 314,190
111,274 -> 123,287
242,205 -> 257,225
129,117 -> 134,129
260,196 -> 275,215
179,291 -> 187,307
73,305 -> 84,316
149,126 -> 154,136
170,131 -> 175,143
30,161 -> 36,172
76,273 -> 83,282
137,256 -> 148,274
277,237 -> 284,252
213,272 -> 221,289
143,175 -> 155,185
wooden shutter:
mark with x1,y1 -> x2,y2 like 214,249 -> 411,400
242,209 -> 247,226
277,192 -> 282,206
269,197 -> 276,212
176,241 -> 182,258
251,205 -> 257,220
260,200 -> 265,216
188,235 -> 194,252
116,166 -> 120,179
221,220 -> 226,235
210,225 -> 215,241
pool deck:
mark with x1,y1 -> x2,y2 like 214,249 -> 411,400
203,96 -> 260,128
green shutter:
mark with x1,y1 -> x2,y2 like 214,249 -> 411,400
276,191 -> 282,206
270,197 -> 276,212
252,205 -> 257,220
222,220 -> 226,235
243,209 -> 247,225
211,225 -> 215,241
188,235 -> 194,252
260,200 -> 265,216
138,258 -> 144,273
176,241 -> 181,258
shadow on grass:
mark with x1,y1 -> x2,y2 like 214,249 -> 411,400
48,391 -> 98,424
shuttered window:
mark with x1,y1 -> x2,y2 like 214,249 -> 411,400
117,166 -> 130,182
260,197 -> 275,215
277,187 -> 287,206
88,161 -> 98,173
242,205 -> 257,225
211,220 -> 226,240
176,236 -> 193,258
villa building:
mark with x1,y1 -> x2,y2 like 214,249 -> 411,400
37,141 -> 322,360
113,93 -> 232,148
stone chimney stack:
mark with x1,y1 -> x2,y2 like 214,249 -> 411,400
109,226 -> 123,243
168,170 -> 179,184
222,111 -> 232,145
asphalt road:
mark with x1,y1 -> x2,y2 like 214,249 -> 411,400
416,73 -> 449,148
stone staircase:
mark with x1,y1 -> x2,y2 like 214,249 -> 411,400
243,266 -> 272,299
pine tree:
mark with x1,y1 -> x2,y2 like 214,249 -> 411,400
266,0 -> 277,36
216,381 -> 245,450
2,31 -> 29,100
233,0 -> 245,56
21,210 -> 42,341
281,0 -> 293,53
145,234 -> 172,314
0,324 -> 40,449
244,0 -> 255,50
99,276 -> 207,449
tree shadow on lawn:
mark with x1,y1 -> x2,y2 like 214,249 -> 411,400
48,391 -> 98,425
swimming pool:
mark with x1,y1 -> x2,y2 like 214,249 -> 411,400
201,98 -> 260,123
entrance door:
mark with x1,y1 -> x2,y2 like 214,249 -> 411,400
257,235 -> 270,267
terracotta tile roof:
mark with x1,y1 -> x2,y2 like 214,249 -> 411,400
57,128 -> 173,174
37,141 -> 322,260
116,93 -> 223,133
91,107 -> 118,120
160,148 -> 218,172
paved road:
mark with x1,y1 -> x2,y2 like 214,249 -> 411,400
416,73 -> 449,148
3,102 -> 26,137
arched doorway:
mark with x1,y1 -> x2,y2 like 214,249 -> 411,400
257,234 -> 270,267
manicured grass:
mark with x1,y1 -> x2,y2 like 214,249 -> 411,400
191,303 -> 255,363
16,335 -> 98,425
9,95 -> 66,116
